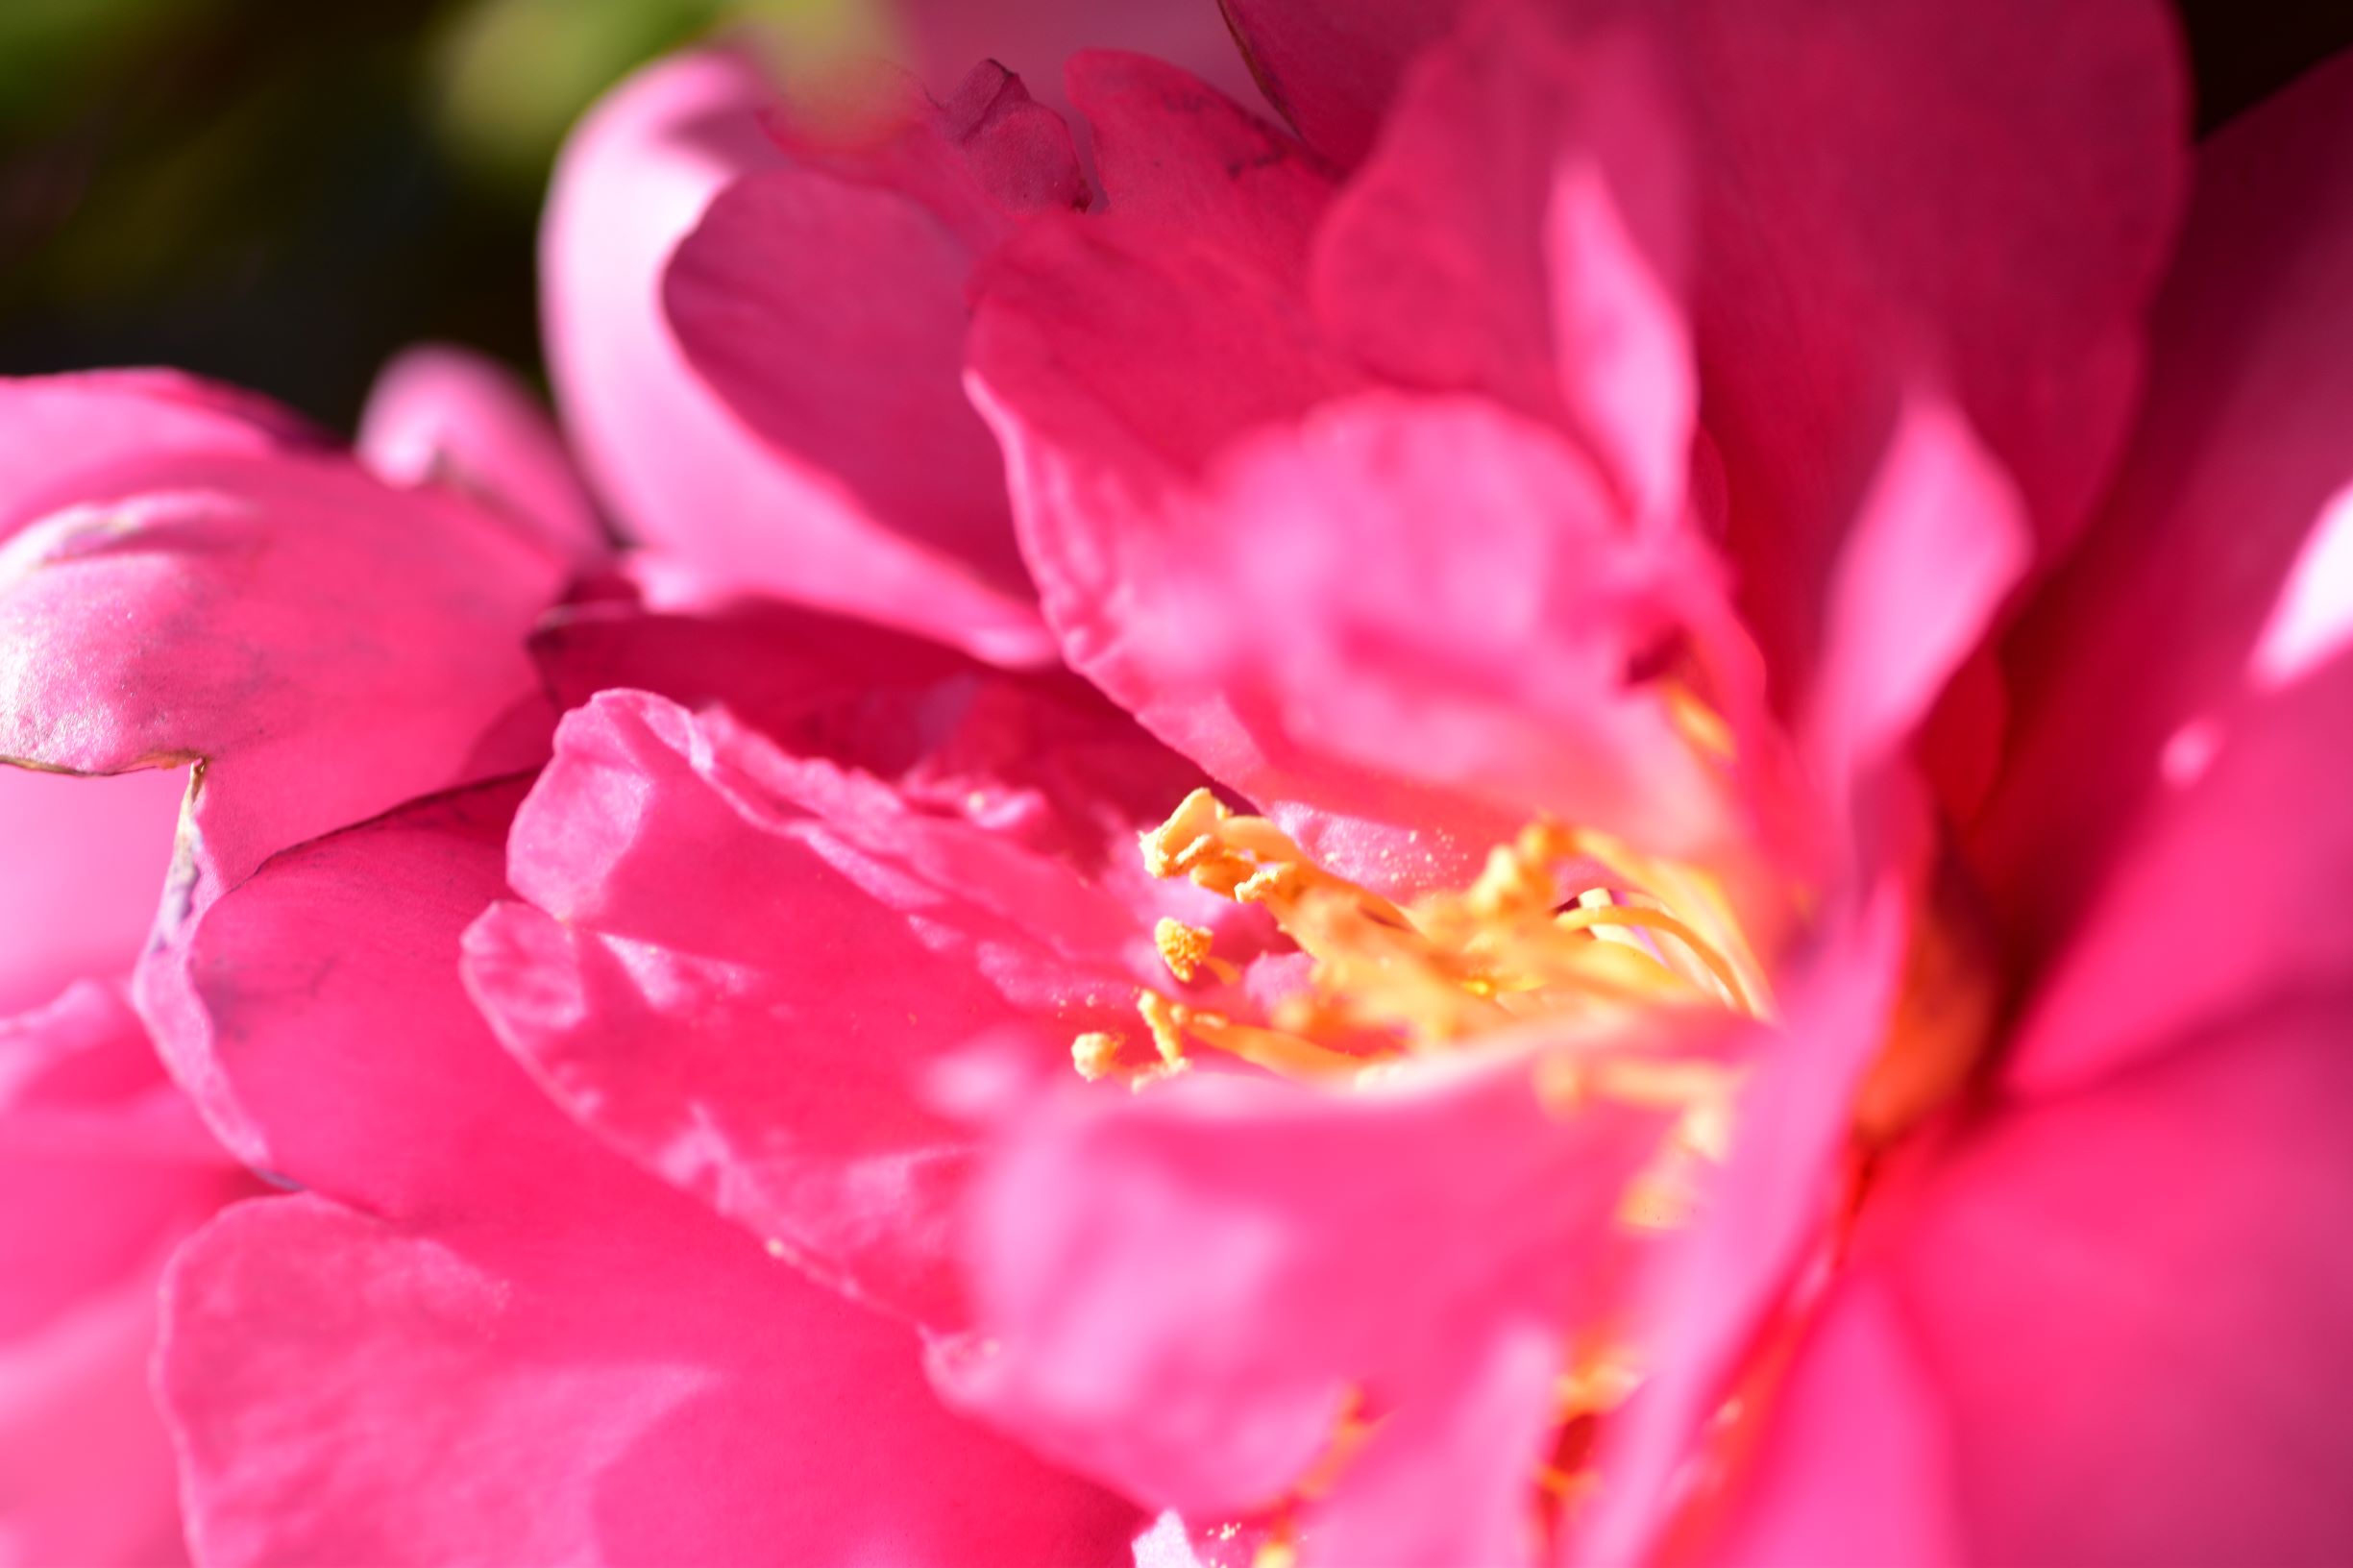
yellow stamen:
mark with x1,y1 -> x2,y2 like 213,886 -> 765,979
1138,990 -> 1372,1084
1071,1031 -> 1125,1082
1555,902 -> 1750,1011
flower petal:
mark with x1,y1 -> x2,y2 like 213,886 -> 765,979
0,370 -> 318,536
1983,50 -> 2353,1091
1693,1279 -> 1963,1568
172,780 -> 601,1221
0,981 -> 239,1345
1142,395 -> 1734,861
661,61 -> 1086,617
1309,5 -> 1695,523
356,343 -> 606,565
1858,992 -> 2353,1564
159,1188 -> 1140,1567
543,50 -> 1052,663
1213,0 -> 1454,166
466,690 -> 1156,1324
1675,0 -> 2186,695
0,449 -> 561,899
0,766 -> 184,1017
0,981 -> 244,1568
1580,887 -> 1911,1565
897,0 -> 1262,125
948,1045 -> 1663,1554
1803,395 -> 2032,793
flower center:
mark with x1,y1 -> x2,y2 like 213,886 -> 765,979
1079,790 -> 2000,1557
1074,787 -> 1771,1091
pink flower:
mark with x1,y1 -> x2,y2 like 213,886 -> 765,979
918,6 -> 2349,1565
5,0 -> 2348,1563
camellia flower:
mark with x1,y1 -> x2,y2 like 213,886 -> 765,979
2,1 -> 2348,1566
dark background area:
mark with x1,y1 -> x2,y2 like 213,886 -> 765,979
0,0 -> 2344,435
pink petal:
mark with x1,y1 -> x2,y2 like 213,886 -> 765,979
0,982 -> 245,1568
160,1188 -> 1140,1566
0,449 -> 561,900
0,981 -> 239,1345
171,780 -> 605,1222
1580,886 -> 1911,1565
896,0 -> 1262,125
542,50 -> 1052,664
1854,994 -> 2353,1564
1145,395 -> 1735,860
661,63 -> 1087,616
1309,5 -> 1695,524
1675,0 -> 2186,698
1693,1279 -> 1963,1568
356,343 -> 607,565
1213,0 -> 1457,167
529,590 -> 1213,874
465,691 -> 1156,1324
0,766 -> 184,1017
1981,51 -> 2353,1091
973,59 -> 1525,887
1803,395 -> 2032,794
0,1261 -> 188,1567
0,370 -> 318,536
948,1045 -> 1663,1555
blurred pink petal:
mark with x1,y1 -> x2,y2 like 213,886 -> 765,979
0,767 -> 182,1018
542,51 -> 1055,663
1308,7 -> 1693,523
896,0 -> 1260,123
1144,395 -> 1732,856
1695,1279 -> 1963,1568
1985,49 -> 2353,1092
946,1043 -> 1666,1558
356,343 -> 607,565
1213,0 -> 1452,167
0,984 -> 247,1568
1779,998 -> 2353,1566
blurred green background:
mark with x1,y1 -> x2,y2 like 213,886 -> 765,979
0,0 -> 2344,434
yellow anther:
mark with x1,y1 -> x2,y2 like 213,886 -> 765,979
1154,919 -> 1215,982
1554,902 -> 1751,1012
1139,787 -> 1232,877
1137,991 -> 1190,1066
1464,840 -> 1558,920
1071,1031 -> 1126,1082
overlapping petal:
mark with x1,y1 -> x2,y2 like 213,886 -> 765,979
542,50 -> 1055,662
0,766 -> 183,1017
149,776 -> 1140,1564
1192,0 -> 2188,701
356,343 -> 607,565
0,983 -> 248,1568
1213,0 -> 1453,168
1984,50 -> 2353,1091
947,1042 -> 1667,1563
1141,395 -> 1731,860
464,689 -> 1185,1324
1308,6 -> 1693,524
0,446 -> 560,899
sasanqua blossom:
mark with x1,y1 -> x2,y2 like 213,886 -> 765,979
2,0 -> 2349,1563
